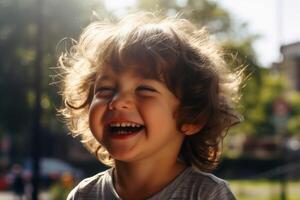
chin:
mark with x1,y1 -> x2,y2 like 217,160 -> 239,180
109,151 -> 143,164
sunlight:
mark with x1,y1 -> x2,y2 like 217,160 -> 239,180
103,0 -> 136,11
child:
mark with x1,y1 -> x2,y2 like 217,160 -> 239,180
59,12 -> 242,200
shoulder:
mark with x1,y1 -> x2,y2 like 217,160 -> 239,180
189,168 -> 228,186
173,167 -> 236,200
67,169 -> 112,200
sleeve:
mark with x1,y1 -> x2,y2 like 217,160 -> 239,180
208,181 -> 236,200
66,185 -> 79,200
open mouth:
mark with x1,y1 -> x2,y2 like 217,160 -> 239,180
107,122 -> 145,135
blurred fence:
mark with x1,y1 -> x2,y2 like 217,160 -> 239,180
228,161 -> 300,200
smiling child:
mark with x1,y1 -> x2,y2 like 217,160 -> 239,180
59,12 -> 242,200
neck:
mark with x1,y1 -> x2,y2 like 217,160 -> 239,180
113,159 -> 186,200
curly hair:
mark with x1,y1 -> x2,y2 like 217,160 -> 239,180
58,12 -> 243,172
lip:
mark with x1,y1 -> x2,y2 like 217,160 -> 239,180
108,129 -> 144,140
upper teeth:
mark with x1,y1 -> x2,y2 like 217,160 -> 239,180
109,122 -> 142,128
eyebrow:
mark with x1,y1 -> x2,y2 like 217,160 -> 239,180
96,75 -> 113,83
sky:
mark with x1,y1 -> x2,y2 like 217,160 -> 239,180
218,0 -> 300,67
103,0 -> 300,67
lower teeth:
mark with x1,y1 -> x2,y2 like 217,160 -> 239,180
109,127 -> 144,135
114,131 -> 133,135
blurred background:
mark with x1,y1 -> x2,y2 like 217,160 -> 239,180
0,0 -> 300,199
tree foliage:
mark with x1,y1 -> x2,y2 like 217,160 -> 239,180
137,0 -> 231,34
0,0 -> 108,135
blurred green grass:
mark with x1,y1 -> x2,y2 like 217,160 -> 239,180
229,180 -> 300,200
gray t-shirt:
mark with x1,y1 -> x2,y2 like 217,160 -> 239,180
67,167 -> 236,200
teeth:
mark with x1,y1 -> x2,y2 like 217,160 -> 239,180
109,122 -> 142,128
118,131 -> 128,134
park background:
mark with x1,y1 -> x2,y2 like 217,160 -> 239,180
1,0 -> 300,199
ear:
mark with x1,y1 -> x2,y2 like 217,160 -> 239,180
180,124 -> 203,135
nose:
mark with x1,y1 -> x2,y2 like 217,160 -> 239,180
108,91 -> 134,110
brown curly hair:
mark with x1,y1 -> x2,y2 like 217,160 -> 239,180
58,12 -> 243,172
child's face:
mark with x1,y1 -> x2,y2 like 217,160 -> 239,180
89,65 -> 185,163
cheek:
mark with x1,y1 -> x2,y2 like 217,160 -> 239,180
140,100 -> 178,127
88,99 -> 107,139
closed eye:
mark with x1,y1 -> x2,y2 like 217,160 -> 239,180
136,85 -> 157,92
136,85 -> 159,97
95,87 -> 115,97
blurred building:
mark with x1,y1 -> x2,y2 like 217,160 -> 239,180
275,41 -> 300,91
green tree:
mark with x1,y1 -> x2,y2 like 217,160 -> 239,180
0,0 -> 109,159
137,0 -> 231,34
